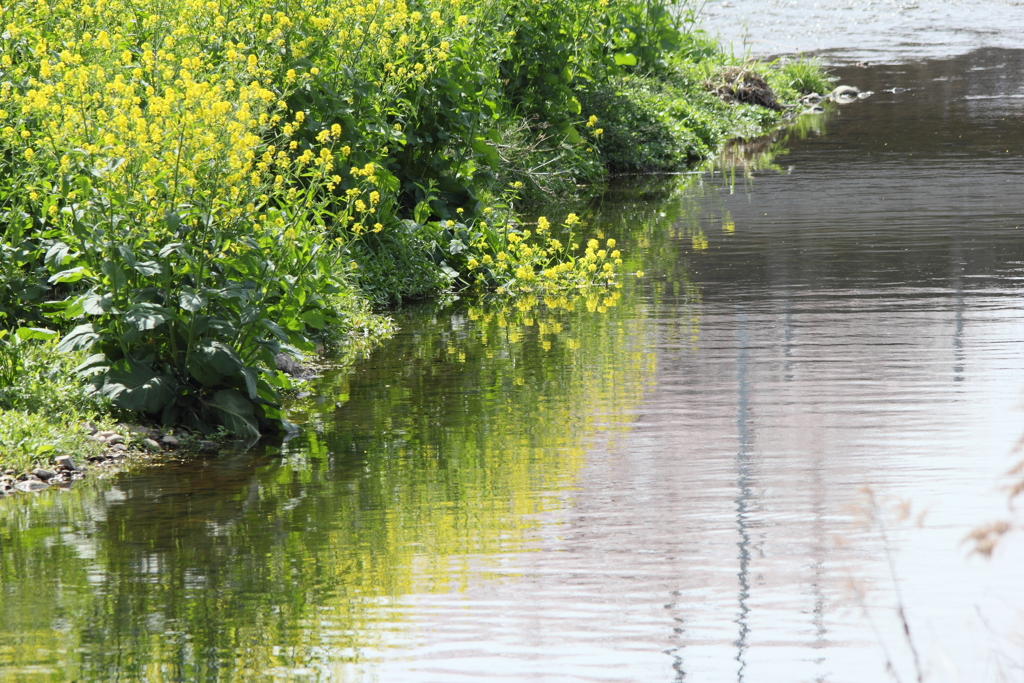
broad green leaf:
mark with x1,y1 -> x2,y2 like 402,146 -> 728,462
44,242 -> 72,268
158,242 -> 185,258
208,389 -> 260,438
202,341 -> 244,376
81,290 -> 114,315
100,262 -> 127,289
179,287 -> 207,312
74,352 -> 109,376
14,327 -> 59,342
48,267 -> 86,284
101,360 -> 176,414
614,52 -> 638,66
133,260 -> 163,277
57,323 -> 99,353
558,123 -> 582,144
300,310 -> 326,329
124,303 -> 171,331
187,341 -> 243,385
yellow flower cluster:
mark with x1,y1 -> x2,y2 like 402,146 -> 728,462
0,0 -> 370,254
0,0 -> 495,246
461,213 -> 621,294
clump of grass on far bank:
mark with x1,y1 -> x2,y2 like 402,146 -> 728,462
578,36 -> 832,174
772,57 -> 835,99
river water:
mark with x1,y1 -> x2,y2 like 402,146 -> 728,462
5,17 -> 1024,683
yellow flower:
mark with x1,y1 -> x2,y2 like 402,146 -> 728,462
606,238 -> 616,248
586,115 -> 598,127
635,271 -> 645,278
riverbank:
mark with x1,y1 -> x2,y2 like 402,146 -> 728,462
0,0 -> 830,478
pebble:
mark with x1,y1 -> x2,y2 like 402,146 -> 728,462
55,455 -> 78,471
31,468 -> 56,481
109,443 -> 128,453
161,435 -> 180,447
143,438 -> 162,451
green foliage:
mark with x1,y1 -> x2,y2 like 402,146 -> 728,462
347,231 -> 450,309
0,336 -> 110,472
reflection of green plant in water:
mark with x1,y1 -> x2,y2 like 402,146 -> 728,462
0,284 -> 654,681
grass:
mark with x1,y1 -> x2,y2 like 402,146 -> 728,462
0,339 -> 112,472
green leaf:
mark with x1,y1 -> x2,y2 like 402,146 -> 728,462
614,52 -> 638,66
44,242 -> 72,268
240,367 -> 259,400
81,290 -> 114,315
100,261 -> 127,289
124,303 -> 171,331
187,341 -> 243,386
101,360 -> 176,414
158,242 -> 185,258
471,137 -> 500,168
58,323 -> 99,353
179,287 -> 207,312
48,266 -> 86,284
299,310 -> 326,329
14,327 -> 59,342
558,123 -> 582,144
133,260 -> 163,277
74,352 -> 110,376
208,389 -> 260,438
202,341 -> 244,376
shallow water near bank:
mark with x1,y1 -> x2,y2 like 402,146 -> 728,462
4,52 -> 1024,682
